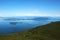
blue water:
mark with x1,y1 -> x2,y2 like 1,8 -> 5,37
0,17 -> 60,34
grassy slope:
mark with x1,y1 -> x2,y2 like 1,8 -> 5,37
0,21 -> 60,40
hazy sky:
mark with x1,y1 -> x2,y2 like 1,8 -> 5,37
0,0 -> 60,17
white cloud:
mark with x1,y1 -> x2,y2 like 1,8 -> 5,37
0,9 -> 60,17
0,13 -> 60,17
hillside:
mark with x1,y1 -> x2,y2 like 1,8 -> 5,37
0,21 -> 60,40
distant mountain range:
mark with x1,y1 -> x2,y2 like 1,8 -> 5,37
0,16 -> 60,21
0,16 -> 51,20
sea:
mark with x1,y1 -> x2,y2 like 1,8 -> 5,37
0,17 -> 60,34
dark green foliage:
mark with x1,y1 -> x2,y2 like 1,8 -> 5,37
0,21 -> 60,40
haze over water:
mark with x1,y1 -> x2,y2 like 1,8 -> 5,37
0,17 -> 60,34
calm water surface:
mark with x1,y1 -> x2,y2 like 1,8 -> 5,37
0,18 -> 60,34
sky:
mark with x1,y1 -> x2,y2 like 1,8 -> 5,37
0,0 -> 60,17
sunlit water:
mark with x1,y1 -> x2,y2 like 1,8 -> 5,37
0,17 -> 60,34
